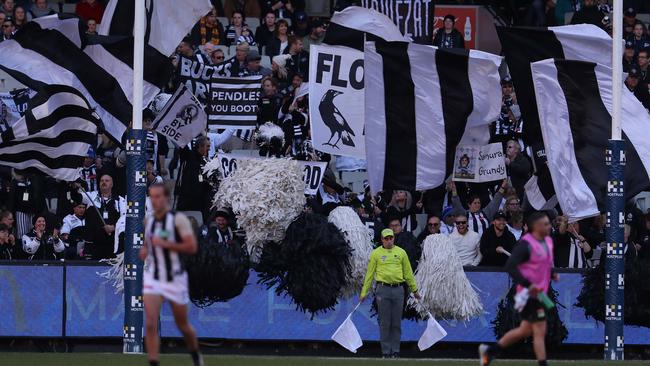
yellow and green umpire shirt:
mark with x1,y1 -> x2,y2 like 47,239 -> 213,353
360,245 -> 417,298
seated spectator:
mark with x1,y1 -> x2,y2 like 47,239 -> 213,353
637,49 -> 650,85
224,11 -> 247,46
626,21 -> 650,55
86,18 -> 98,35
265,19 -> 290,57
432,14 -> 464,49
29,0 -> 57,19
302,18 -> 325,51
80,174 -> 125,260
207,208 -> 234,245
623,41 -> 637,73
507,211 -> 525,240
416,215 -> 441,246
0,223 -> 14,259
449,214 -> 482,266
2,18 -> 15,41
623,7 -> 637,37
190,9 -> 225,46
175,136 -> 212,222
223,0 -> 260,19
284,35 -> 309,81
241,50 -> 270,77
272,53 -> 292,89
257,76 -> 282,125
75,0 -> 105,23
553,216 -> 592,268
60,201 -> 86,259
440,206 -> 456,235
232,41 -> 250,76
388,218 -> 420,270
0,0 -> 14,15
12,5 -> 29,29
255,11 -> 276,49
479,211 -> 516,267
384,190 -> 419,233
625,68 -> 650,110
237,25 -> 256,45
210,48 -> 226,65
292,10 -> 309,37
0,210 -> 15,243
570,0 -> 606,29
505,140 -> 531,198
450,179 -> 506,236
22,215 -> 64,261
80,147 -> 99,191
314,170 -> 343,215
146,160 -> 163,187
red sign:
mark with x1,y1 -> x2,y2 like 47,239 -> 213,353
434,6 -> 478,49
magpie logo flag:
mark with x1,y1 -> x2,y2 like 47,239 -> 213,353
497,24 -> 613,209
531,59 -> 650,221
364,41 -> 502,192
0,84 -> 99,181
152,84 -> 207,148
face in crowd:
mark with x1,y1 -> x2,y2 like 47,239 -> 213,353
455,215 -> 469,234
427,216 -> 441,234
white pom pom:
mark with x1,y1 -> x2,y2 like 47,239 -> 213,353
258,122 -> 284,142
97,252 -> 124,294
212,158 -> 306,256
408,234 -> 483,320
328,206 -> 374,298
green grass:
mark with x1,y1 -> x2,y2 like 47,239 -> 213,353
0,354 -> 646,366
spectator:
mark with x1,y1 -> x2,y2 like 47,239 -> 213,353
491,76 -> 522,145
553,216 -> 592,268
1,18 -> 14,41
223,0 -> 261,19
388,218 -> 420,271
416,215 -> 441,246
175,136 -> 212,222
207,209 -> 234,245
224,11 -> 247,46
255,11 -> 276,49
570,0 -> 606,28
7,171 -> 46,239
190,9 -> 225,46
29,0 -> 57,19
143,109 -> 169,176
231,41 -> 250,76
271,53 -> 292,88
625,67 -> 650,110
623,40 -> 637,73
10,5 -> 26,29
284,35 -> 309,81
210,48 -> 226,65
0,210 -> 15,243
60,201 -> 86,259
257,76 -> 282,125
80,147 -> 99,191
440,206 -> 456,235
146,160 -> 163,187
302,18 -> 325,50
265,18 -> 290,57
75,0 -> 105,23
637,49 -> 650,85
624,7 -> 637,37
503,195 -> 521,219
314,170 -> 343,215
0,12 -> 5,28
450,179 -> 506,236
80,174 -> 125,260
261,0 -> 295,19
237,25 -> 256,45
449,214 -> 482,266
0,223 -> 13,259
292,10 -> 309,37
242,50 -> 271,76
385,190 -> 419,233
505,140 -> 531,198
0,0 -> 14,15
479,211 -> 516,267
507,211 -> 525,240
22,215 -> 64,261
626,21 -> 650,55
432,14 -> 464,49
86,18 -> 98,35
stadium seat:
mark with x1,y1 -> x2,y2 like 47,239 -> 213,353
214,44 -> 229,56
261,55 -> 271,70
246,18 -> 260,33
62,3 -> 76,14
217,17 -> 229,28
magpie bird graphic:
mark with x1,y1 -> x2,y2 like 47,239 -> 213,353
319,89 -> 355,148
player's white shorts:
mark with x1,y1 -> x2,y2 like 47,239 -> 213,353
143,269 -> 190,305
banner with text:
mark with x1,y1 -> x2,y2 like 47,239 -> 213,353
453,143 -> 506,183
309,45 -> 365,159
153,84 -> 207,148
360,0 -> 435,43
215,153 -> 326,195
0,88 -> 34,126
208,76 -> 262,130
176,55 -> 236,103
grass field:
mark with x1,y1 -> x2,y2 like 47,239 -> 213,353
0,354 -> 647,366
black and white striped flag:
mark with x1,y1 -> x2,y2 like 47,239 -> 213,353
323,6 -> 409,50
364,41 -> 502,192
0,85 -> 99,181
497,24 -> 612,209
531,59 -> 650,220
0,14 -> 171,143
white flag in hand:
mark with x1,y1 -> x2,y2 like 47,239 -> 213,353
153,84 -> 207,148
331,314 -> 362,353
418,314 -> 447,351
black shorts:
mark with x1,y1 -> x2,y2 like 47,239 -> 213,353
520,298 -> 546,323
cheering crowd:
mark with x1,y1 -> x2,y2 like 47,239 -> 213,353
0,0 -> 648,270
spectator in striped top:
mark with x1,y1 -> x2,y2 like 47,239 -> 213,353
490,76 -> 522,146
237,25 -> 256,46
553,216 -> 592,268
6,171 -> 46,242
384,190 -> 419,233
80,147 -> 99,192
224,11 -> 247,46
284,35 -> 309,82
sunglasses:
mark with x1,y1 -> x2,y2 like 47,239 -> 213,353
427,223 -> 440,227
455,221 -> 468,225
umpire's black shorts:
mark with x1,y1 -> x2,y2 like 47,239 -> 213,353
520,298 -> 546,323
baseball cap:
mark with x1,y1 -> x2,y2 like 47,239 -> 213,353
381,228 -> 394,238
629,68 -> 641,78
625,40 -> 634,49
625,7 -> 636,17
493,211 -> 507,220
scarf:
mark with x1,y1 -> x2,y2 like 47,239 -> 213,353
199,17 -> 221,45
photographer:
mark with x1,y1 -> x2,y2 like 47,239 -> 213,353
21,215 -> 65,261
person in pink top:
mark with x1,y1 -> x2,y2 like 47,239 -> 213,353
479,211 -> 559,366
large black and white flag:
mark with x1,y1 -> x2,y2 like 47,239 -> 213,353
152,84 -> 207,148
497,24 -> 612,209
360,0 -> 435,43
207,76 -> 262,130
98,0 -> 212,57
531,59 -> 650,220
364,41 -> 501,192
323,6 -> 409,51
0,14 -> 171,143
0,85 -> 99,181
0,88 -> 35,126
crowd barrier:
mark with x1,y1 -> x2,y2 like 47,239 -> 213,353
0,262 -> 648,344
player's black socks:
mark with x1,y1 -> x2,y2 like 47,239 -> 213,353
488,343 -> 503,357
538,360 -> 548,366
190,350 -> 202,366
149,361 -> 159,366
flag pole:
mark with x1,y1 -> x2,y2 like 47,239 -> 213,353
604,0 -> 625,360
123,0 -> 147,354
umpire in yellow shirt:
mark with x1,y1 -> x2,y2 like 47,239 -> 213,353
360,228 -> 421,358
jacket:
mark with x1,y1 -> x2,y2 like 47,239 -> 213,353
432,28 -> 465,49
479,225 -> 516,267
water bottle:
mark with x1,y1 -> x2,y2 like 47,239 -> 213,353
538,292 -> 555,309
464,16 -> 472,42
